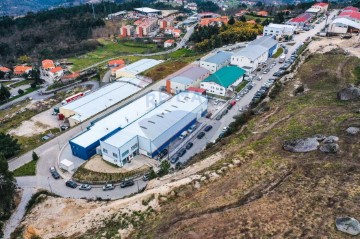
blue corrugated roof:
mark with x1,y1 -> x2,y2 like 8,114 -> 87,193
203,51 -> 233,65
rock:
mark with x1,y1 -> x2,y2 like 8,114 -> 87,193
319,143 -> 339,153
194,181 -> 201,189
283,138 -> 319,153
323,136 -> 339,143
313,134 -> 326,141
346,127 -> 360,135
336,217 -> 360,235
337,86 -> 360,101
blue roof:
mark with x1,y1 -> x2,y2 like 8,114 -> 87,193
203,51 -> 233,65
171,76 -> 194,85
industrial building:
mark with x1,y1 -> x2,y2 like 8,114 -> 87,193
231,36 -> 278,71
200,66 -> 246,96
59,82 -> 143,126
329,7 -> 360,34
287,13 -> 313,28
69,91 -> 170,160
199,51 -> 233,73
114,59 -> 162,78
166,66 -> 210,94
100,92 -> 208,166
263,24 -> 296,38
134,7 -> 161,16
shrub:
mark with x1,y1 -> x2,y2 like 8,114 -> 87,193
18,89 -> 24,94
32,151 -> 39,161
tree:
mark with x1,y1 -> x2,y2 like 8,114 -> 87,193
0,133 -> 21,159
0,84 -> 10,101
240,15 -> 247,22
32,151 -> 39,161
157,160 -> 171,177
228,16 -> 235,25
18,89 -> 24,95
255,18 -> 261,24
17,55 -> 31,63
262,19 -> 270,26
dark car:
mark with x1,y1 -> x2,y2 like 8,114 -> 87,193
170,155 -> 179,164
227,104 -> 232,110
205,112 -> 212,118
178,148 -> 187,157
156,149 -> 168,159
197,132 -> 205,139
222,109 -> 228,116
143,173 -> 150,181
186,142 -> 193,150
204,125 -> 213,132
51,171 -> 60,179
65,180 -> 78,189
120,179 -> 135,188
216,114 -> 222,120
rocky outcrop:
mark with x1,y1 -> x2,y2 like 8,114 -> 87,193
346,127 -> 360,135
283,138 -> 319,153
337,86 -> 360,101
283,135 -> 340,153
336,217 -> 360,236
319,143 -> 339,153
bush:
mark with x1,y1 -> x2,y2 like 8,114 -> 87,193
18,89 -> 24,94
32,151 -> 39,161
157,160 -> 171,177
294,85 -> 305,95
269,82 -> 283,99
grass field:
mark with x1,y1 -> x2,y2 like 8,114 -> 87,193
272,47 -> 284,58
244,14 -> 273,23
143,49 -> 203,81
69,39 -> 160,72
13,160 -> 37,176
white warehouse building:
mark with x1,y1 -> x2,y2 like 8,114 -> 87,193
114,58 -> 163,79
100,92 -> 208,166
263,23 -> 296,38
199,51 -> 233,73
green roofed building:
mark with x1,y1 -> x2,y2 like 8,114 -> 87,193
200,66 -> 246,96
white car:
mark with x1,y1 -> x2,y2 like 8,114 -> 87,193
79,184 -> 92,191
103,183 -> 115,191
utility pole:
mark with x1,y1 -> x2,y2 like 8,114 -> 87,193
92,3 -> 96,19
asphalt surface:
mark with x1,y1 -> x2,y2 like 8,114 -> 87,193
3,12 -> 336,237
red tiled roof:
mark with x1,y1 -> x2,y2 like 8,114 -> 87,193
0,66 -> 11,72
14,66 -> 32,74
111,65 -> 125,73
187,87 -> 206,93
50,66 -> 63,73
108,59 -> 125,66
257,11 -> 268,16
313,2 -> 328,7
42,59 -> 55,69
165,39 -> 175,43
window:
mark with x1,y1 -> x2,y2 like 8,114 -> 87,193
103,148 -> 108,154
122,150 -> 129,157
113,153 -> 118,158
131,143 -> 138,150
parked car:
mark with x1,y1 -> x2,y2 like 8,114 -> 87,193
216,114 -> 222,120
205,112 -> 212,118
120,179 -> 134,188
51,171 -> 60,179
179,131 -> 188,139
156,149 -> 168,159
222,109 -> 228,116
170,155 -> 179,164
185,142 -> 194,150
178,148 -> 187,157
143,173 -> 150,181
188,124 -> 197,133
65,180 -> 78,189
204,125 -> 213,132
103,183 -> 115,191
197,132 -> 205,139
79,184 -> 92,190
49,167 -> 56,173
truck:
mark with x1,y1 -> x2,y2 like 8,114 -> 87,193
278,54 -> 286,63
61,92 -> 84,105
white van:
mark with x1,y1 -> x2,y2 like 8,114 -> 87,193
179,131 -> 188,139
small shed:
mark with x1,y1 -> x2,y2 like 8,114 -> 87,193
60,159 -> 74,172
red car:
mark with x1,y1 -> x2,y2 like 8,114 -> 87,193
206,112 -> 212,118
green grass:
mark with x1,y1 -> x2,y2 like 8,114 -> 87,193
68,39 -> 160,72
272,47 -> 284,58
13,160 -> 37,176
8,79 -> 33,88
244,14 -> 273,23
235,81 -> 248,92
0,86 -> 40,106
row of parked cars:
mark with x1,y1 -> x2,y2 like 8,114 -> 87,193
251,79 -> 276,104
65,178 -> 136,191
273,53 -> 298,76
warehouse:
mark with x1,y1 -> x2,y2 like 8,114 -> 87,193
114,59 -> 163,78
69,91 -> 170,160
166,66 -> 210,94
263,24 -> 296,38
200,66 -> 246,96
60,82 -> 142,126
100,92 -> 208,166
199,51 -> 233,73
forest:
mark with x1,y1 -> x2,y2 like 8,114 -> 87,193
0,1 -> 159,66
191,21 -> 263,52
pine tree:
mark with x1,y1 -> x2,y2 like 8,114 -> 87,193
0,84 -> 10,101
